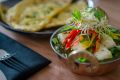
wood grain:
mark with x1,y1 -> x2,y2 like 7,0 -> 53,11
0,0 -> 120,80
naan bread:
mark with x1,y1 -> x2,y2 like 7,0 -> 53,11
5,0 -> 71,32
45,0 -> 87,28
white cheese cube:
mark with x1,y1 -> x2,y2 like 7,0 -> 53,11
101,34 -> 116,48
57,33 -> 67,44
94,45 -> 113,61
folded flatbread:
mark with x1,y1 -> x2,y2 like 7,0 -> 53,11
45,0 -> 87,28
5,0 -> 71,32
1,0 -> 87,32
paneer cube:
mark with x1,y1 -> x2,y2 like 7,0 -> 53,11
101,34 -> 116,48
94,45 -> 112,61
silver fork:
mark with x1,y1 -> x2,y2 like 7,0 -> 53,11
0,49 -> 12,61
0,49 -> 28,72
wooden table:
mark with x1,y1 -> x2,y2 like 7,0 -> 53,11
0,0 -> 120,80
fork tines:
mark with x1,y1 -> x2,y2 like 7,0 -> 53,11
2,57 -> 29,72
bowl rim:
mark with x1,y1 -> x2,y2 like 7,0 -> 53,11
50,26 -> 120,65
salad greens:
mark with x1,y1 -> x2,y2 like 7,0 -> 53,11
60,25 -> 77,32
93,8 -> 106,21
110,46 -> 120,58
72,9 -> 81,21
77,57 -> 87,63
52,7 -> 120,63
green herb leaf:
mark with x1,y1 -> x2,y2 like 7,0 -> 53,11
109,46 -> 120,58
94,8 -> 106,21
109,27 -> 120,33
108,27 -> 120,40
52,38 -> 59,45
72,9 -> 81,21
60,25 -> 77,32
77,58 -> 87,63
114,39 -> 120,45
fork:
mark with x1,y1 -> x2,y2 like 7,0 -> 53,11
0,49 -> 28,72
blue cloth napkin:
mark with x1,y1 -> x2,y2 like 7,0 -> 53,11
0,33 -> 51,80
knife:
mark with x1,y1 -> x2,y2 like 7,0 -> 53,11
0,70 -> 7,80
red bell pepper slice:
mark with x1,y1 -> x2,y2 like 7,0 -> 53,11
63,30 -> 81,50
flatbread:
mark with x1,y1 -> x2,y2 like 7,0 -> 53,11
45,0 -> 87,28
5,0 -> 71,32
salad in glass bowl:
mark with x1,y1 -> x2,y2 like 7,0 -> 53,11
50,7 -> 120,75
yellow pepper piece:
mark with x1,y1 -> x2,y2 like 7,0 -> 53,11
82,41 -> 91,49
115,34 -> 120,36
79,35 -> 84,41
87,33 -> 97,48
